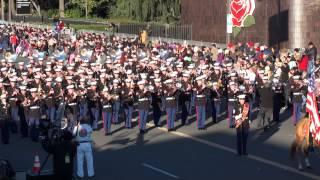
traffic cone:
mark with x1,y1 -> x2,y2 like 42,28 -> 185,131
31,153 -> 41,174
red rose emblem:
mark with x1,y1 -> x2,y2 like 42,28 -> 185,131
231,0 -> 255,27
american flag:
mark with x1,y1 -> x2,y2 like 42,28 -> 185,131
306,72 -> 320,144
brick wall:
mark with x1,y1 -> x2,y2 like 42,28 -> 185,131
181,0 -> 320,49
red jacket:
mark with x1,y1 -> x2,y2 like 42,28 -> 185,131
299,55 -> 308,71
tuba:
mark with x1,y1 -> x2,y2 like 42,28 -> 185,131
4,52 -> 11,60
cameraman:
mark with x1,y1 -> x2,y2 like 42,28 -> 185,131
42,130 -> 77,180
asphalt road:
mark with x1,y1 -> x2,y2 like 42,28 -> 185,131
1,107 -> 320,180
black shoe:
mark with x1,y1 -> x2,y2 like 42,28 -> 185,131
139,130 -> 146,134
309,147 -> 315,152
88,175 -> 95,179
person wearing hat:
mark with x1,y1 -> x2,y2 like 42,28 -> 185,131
151,78 -> 163,127
28,88 -> 41,142
101,88 -> 113,135
43,78 -> 56,124
65,85 -> 79,131
290,75 -> 305,125
87,81 -> 100,130
234,94 -> 250,156
164,79 -> 179,131
180,73 -> 193,125
257,76 -> 273,132
122,79 -> 135,128
227,81 -> 239,128
210,81 -> 223,123
54,77 -> 66,125
136,80 -> 151,134
272,77 -> 284,123
110,80 -> 121,124
194,75 -> 208,130
0,93 -> 10,144
7,78 -> 19,134
17,85 -> 29,137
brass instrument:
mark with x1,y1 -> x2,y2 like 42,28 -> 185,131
235,103 -> 249,128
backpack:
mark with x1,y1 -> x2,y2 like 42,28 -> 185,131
0,159 -> 15,179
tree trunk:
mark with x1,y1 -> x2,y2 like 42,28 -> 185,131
59,0 -> 64,18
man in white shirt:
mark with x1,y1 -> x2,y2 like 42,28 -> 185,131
73,115 -> 95,178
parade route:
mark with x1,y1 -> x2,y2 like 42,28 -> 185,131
1,111 -> 320,180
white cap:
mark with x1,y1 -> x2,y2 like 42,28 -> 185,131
137,81 -> 145,85
66,85 -> 74,89
154,78 -> 161,83
19,86 -> 27,90
238,94 -> 246,99
176,64 -> 183,68
30,88 -> 37,92
90,81 -> 97,86
1,67 -> 7,72
56,77 -> 63,82
126,70 -> 132,75
293,75 -> 300,80
45,78 -> 52,82
34,75 -> 41,79
196,75 -> 206,81
164,79 -> 173,84
113,79 -> 119,84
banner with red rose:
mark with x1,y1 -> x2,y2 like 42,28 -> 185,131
230,0 -> 256,36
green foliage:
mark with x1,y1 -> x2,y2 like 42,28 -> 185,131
39,0 -> 181,23
110,0 -> 181,23
65,8 -> 84,18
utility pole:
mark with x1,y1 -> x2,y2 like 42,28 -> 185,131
226,0 -> 231,45
8,0 -> 12,21
85,0 -> 88,19
1,0 -> 4,21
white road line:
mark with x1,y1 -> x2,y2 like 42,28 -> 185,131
146,123 -> 320,180
142,163 -> 180,179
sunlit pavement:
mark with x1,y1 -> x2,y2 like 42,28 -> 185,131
1,107 -> 320,180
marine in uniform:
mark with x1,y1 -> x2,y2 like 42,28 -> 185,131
101,88 -> 113,135
235,94 -> 250,156
87,81 -> 100,130
0,94 -> 10,144
180,73 -> 192,125
164,79 -> 179,131
151,78 -> 163,127
122,79 -> 135,128
111,80 -> 121,124
194,75 -> 207,130
291,75 -> 305,125
227,81 -> 238,128
28,88 -> 41,142
136,81 -> 150,134
272,77 -> 283,123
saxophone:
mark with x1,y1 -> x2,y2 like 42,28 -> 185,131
236,103 -> 249,128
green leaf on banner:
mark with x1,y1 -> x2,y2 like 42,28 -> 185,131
233,27 -> 241,37
243,15 -> 256,28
